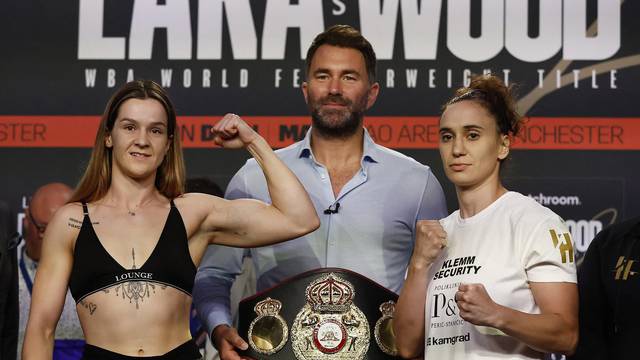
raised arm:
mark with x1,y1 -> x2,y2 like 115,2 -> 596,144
190,114 -> 319,248
22,204 -> 79,359
394,220 -> 448,359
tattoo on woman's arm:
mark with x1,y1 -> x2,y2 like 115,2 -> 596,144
68,218 -> 82,229
67,217 -> 99,229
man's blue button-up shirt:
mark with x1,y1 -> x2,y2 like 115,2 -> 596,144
193,129 -> 448,333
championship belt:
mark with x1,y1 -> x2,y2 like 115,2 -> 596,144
238,268 -> 400,359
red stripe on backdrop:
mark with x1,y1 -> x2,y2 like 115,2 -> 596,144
0,116 -> 639,150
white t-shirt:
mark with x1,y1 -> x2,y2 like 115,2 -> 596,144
424,192 -> 577,359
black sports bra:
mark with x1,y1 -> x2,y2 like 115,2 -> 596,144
69,200 -> 196,302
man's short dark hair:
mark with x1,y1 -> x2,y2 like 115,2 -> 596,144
305,25 -> 377,83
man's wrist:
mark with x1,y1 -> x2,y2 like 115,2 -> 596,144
212,324 -> 230,347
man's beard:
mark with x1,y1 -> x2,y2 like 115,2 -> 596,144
310,94 -> 367,140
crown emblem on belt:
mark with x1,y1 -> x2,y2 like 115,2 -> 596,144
379,300 -> 395,317
306,273 -> 355,313
254,297 -> 282,316
293,272 -> 369,359
248,297 -> 288,355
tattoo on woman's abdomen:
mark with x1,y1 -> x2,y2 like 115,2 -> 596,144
79,299 -> 97,315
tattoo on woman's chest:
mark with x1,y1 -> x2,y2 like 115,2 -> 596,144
102,281 -> 167,310
101,248 -> 167,310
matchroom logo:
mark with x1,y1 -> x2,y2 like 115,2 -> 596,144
528,193 -> 581,206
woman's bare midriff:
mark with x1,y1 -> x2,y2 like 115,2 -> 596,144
76,285 -> 193,355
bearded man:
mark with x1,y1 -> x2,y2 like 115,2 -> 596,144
193,24 -> 448,360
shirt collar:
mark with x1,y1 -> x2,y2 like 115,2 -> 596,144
21,246 -> 38,272
298,127 -> 379,165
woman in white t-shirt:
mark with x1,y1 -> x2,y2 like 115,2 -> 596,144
394,74 -> 578,359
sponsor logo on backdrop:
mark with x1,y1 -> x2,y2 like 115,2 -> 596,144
528,199 -> 618,257
522,179 -> 623,260
529,193 -> 582,206
77,0 -> 623,90
565,218 -> 605,254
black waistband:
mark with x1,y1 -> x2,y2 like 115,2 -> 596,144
82,340 -> 201,360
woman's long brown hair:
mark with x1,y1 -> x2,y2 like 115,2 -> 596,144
69,80 -> 185,204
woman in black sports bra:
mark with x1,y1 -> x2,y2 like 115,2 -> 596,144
22,80 -> 320,359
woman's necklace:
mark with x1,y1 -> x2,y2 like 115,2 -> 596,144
127,199 -> 152,216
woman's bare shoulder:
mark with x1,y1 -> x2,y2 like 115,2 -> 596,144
54,202 -> 86,223
174,192 -> 225,209
41,202 -> 86,250
52,202 -> 90,233
173,193 -> 228,233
